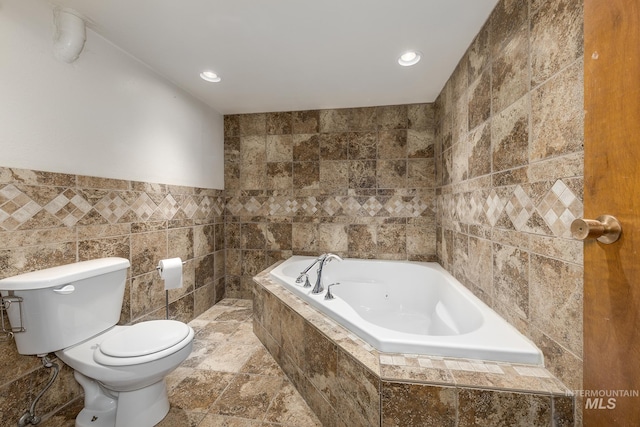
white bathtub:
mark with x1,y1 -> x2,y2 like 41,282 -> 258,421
269,256 -> 544,365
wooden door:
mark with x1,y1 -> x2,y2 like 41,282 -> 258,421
583,0 -> 640,425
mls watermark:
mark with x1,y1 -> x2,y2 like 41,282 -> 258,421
566,389 -> 640,410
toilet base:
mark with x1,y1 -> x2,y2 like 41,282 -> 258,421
115,380 -> 170,426
73,371 -> 170,427
75,406 -> 116,427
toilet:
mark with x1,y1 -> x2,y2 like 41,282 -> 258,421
0,257 -> 194,427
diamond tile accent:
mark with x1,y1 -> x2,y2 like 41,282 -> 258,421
342,197 -> 362,216
0,185 -> 42,230
505,185 -> 535,231
322,197 -> 341,216
245,197 -> 262,214
468,192 -> 484,224
384,196 -> 406,216
15,200 -> 41,224
44,189 -> 92,227
267,197 -> 281,215
407,196 -> 428,217
197,196 -> 213,218
483,190 -> 506,226
130,193 -> 157,221
226,197 -> 243,215
538,180 -> 583,237
284,199 -> 299,214
157,194 -> 179,220
300,197 -> 319,215
213,197 -> 224,216
182,196 -> 199,219
0,184 -> 22,202
94,192 -> 129,223
362,197 -> 383,216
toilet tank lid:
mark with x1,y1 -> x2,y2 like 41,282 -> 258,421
0,257 -> 130,291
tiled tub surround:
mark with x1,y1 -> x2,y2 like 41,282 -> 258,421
0,167 -> 224,425
254,267 -> 575,426
224,103 -> 438,300
434,0 -> 584,399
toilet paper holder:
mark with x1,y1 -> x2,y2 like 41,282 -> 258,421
156,260 -> 186,319
155,260 -> 186,274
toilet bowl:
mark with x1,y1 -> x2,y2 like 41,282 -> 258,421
56,320 -> 194,426
0,257 -> 195,427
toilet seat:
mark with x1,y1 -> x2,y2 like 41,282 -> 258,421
94,320 -> 193,366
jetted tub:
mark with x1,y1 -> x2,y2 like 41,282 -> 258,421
269,255 -> 544,365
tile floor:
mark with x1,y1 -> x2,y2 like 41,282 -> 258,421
42,299 -> 322,427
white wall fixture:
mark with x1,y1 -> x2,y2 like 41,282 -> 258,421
53,8 -> 86,63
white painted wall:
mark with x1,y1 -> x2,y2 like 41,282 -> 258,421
0,0 -> 224,189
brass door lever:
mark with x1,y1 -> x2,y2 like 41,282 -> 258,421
571,215 -> 622,244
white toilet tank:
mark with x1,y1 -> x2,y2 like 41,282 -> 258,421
0,257 -> 130,355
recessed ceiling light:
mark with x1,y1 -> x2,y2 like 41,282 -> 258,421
398,51 -> 421,67
200,71 -> 221,82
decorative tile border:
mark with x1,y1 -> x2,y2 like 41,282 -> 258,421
438,179 -> 582,238
0,182 -> 224,230
225,193 -> 435,218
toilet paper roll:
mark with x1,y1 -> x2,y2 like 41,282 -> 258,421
158,257 -> 183,290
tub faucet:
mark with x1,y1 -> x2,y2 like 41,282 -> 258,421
295,254 -> 328,288
311,253 -> 342,294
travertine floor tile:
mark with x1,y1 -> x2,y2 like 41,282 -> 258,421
209,373 -> 284,419
264,381 -> 323,426
169,370 -> 235,412
240,346 -> 284,377
195,342 -> 259,373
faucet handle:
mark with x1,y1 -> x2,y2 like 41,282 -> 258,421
325,282 -> 340,300
296,273 -> 312,288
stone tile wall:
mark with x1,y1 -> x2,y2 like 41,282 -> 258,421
224,105 -> 437,298
0,167 -> 224,424
434,0 -> 584,397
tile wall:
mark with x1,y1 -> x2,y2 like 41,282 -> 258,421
224,0 -> 584,401
0,167 -> 224,424
224,104 -> 437,299
434,0 -> 584,396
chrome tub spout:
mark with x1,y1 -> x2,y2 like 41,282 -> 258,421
295,253 -> 327,287
311,253 -> 342,294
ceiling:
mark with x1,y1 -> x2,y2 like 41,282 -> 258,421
48,0 -> 498,115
